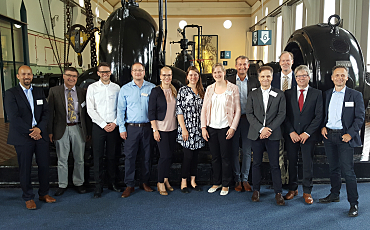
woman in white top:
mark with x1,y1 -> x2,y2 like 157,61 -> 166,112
200,63 -> 241,196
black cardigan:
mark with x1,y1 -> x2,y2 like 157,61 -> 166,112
148,86 -> 167,121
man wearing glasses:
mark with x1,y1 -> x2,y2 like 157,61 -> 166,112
48,67 -> 91,196
283,65 -> 323,204
86,62 -> 121,198
117,62 -> 155,198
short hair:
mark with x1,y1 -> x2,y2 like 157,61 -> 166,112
294,65 -> 311,77
160,66 -> 172,74
97,62 -> 110,71
257,65 -> 273,75
235,55 -> 249,65
212,63 -> 226,73
279,51 -> 294,60
131,62 -> 145,70
332,65 -> 349,74
64,67 -> 79,75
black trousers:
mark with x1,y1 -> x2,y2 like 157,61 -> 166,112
157,130 -> 176,183
181,148 -> 199,179
207,127 -> 232,187
14,139 -> 50,201
92,123 -> 119,187
285,137 -> 315,194
252,138 -> 282,194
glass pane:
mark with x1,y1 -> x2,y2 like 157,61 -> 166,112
323,0 -> 336,23
2,61 -> 18,91
0,19 -> 13,62
13,26 -> 24,63
295,2 -> 303,30
276,15 -> 283,61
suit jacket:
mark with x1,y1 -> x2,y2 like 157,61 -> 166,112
227,74 -> 260,94
47,85 -> 90,141
322,87 -> 365,148
246,87 -> 286,140
4,85 -> 49,145
148,86 -> 167,121
271,72 -> 297,90
284,86 -> 323,142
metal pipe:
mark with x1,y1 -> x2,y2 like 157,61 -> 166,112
163,0 -> 168,64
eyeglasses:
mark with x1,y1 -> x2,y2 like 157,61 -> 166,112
64,74 -> 78,78
296,75 -> 309,78
98,71 -> 111,75
132,69 -> 144,72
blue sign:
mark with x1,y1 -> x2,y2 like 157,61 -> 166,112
252,30 -> 272,46
220,51 -> 231,59
223,61 -> 228,66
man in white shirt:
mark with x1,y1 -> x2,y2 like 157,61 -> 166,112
86,62 -> 121,198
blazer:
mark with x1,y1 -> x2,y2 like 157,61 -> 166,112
47,85 -> 91,141
148,86 -> 168,121
246,87 -> 286,140
284,86 -> 323,142
201,81 -> 241,130
271,72 -> 297,90
227,74 -> 260,93
4,85 -> 49,145
322,87 -> 365,148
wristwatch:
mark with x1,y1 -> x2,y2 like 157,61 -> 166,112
153,129 -> 157,133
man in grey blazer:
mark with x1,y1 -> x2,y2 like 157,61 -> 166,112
48,67 -> 91,196
246,65 -> 286,205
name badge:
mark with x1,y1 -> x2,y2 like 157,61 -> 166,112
345,102 -> 354,107
141,93 -> 148,97
269,91 -> 278,97
37,99 -> 43,105
225,90 -> 232,96
252,88 -> 257,91
81,101 -> 86,108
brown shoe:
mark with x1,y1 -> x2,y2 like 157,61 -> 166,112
284,190 -> 298,200
242,181 -> 252,191
121,186 -> 135,198
303,193 -> 313,204
25,200 -> 36,210
157,183 -> 168,196
140,183 -> 154,192
235,182 -> 242,192
39,195 -> 56,203
251,191 -> 260,202
275,193 -> 285,206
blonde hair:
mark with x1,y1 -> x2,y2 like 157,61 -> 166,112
160,66 -> 177,98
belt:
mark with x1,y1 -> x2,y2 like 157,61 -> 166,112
326,127 -> 343,133
126,122 -> 151,127
67,122 -> 80,126
241,114 -> 247,119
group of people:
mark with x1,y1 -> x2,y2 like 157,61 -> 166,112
4,51 -> 365,218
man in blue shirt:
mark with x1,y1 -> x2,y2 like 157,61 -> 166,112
320,66 -> 365,217
117,62 -> 155,198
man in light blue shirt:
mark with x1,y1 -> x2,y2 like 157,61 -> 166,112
117,62 -> 155,198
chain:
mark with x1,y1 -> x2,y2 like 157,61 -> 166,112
66,0 -> 72,67
84,0 -> 97,67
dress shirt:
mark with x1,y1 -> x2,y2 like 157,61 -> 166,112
261,86 -> 271,129
236,74 -> 249,115
280,71 -> 293,91
64,85 -> 79,123
86,80 -> 121,129
19,83 -> 37,127
326,86 -> 346,129
297,85 -> 309,102
117,80 -> 155,133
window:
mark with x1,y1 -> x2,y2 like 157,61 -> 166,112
275,15 -> 282,61
265,7 -> 268,16
255,16 -> 258,24
323,0 -> 336,23
263,26 -> 269,63
279,0 -> 284,5
295,2 -> 303,30
367,4 -> 370,67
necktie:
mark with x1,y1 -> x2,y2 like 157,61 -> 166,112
298,89 -> 304,112
67,89 -> 76,123
282,76 -> 289,92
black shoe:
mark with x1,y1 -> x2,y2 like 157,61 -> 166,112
348,205 -> 358,217
108,183 -> 122,192
319,194 -> 340,203
94,187 -> 103,198
76,185 -> 87,194
54,188 -> 67,196
181,187 -> 190,194
192,186 -> 202,192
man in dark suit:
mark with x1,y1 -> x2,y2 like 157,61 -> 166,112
48,67 -> 91,196
246,65 -> 286,205
4,65 -> 56,209
283,65 -> 323,204
227,55 -> 260,192
271,51 -> 296,185
319,66 -> 365,217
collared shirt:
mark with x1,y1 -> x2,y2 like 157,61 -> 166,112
236,74 -> 248,115
64,84 -> 80,123
297,85 -> 309,102
327,86 -> 346,129
86,80 -> 121,129
20,83 -> 37,127
117,80 -> 155,133
261,86 -> 271,127
280,71 -> 293,90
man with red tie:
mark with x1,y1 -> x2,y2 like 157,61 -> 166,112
283,65 -> 323,204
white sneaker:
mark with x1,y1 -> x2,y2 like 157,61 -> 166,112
220,187 -> 229,196
208,185 -> 222,193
